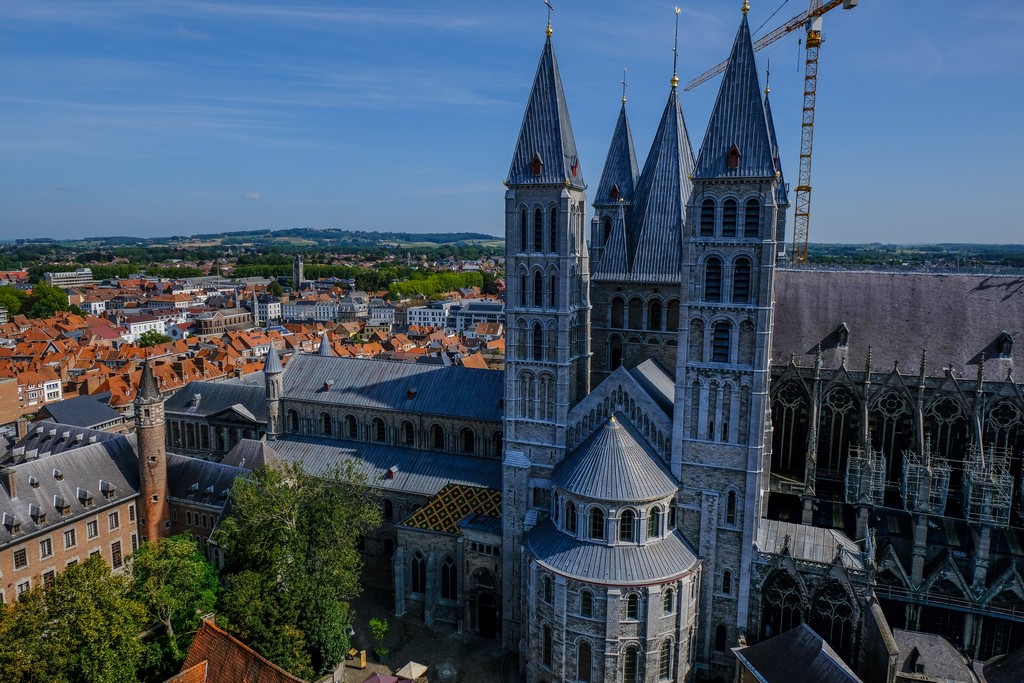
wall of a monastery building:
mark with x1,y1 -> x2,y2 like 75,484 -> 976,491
393,527 -> 464,627
360,490 -> 429,591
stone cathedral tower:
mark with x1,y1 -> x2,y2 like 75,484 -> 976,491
670,7 -> 784,679
501,23 -> 591,656
136,360 -> 171,542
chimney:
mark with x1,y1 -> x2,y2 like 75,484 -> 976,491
1,467 -> 16,498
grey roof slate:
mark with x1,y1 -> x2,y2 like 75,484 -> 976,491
3,424 -> 120,466
138,361 -> 160,401
694,13 -> 776,180
526,518 -> 697,585
264,344 -> 283,374
626,87 -> 695,281
317,332 -> 334,357
594,104 -> 639,208
166,453 -> 246,506
221,439 -> 281,470
773,270 -> 1024,381
164,381 -> 267,423
506,36 -> 584,189
891,629 -> 974,683
629,359 -> 675,417
764,91 -> 789,206
281,354 -> 503,422
733,623 -> 861,683
0,436 -> 139,548
36,394 -> 121,429
269,435 -> 500,496
594,203 -> 630,279
756,518 -> 864,570
554,414 -> 677,503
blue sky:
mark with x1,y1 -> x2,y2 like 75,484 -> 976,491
0,1 -> 1020,244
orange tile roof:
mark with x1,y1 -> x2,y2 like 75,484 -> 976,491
181,619 -> 307,683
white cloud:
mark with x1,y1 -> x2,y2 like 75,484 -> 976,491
175,25 -> 210,42
242,192 -> 261,201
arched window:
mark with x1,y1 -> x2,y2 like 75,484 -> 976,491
492,431 -> 503,457
543,624 -> 553,666
430,424 -> 445,450
744,198 -> 761,237
628,298 -> 643,329
534,208 -> 543,252
520,207 -> 528,252
624,646 -> 639,683
543,576 -> 553,603
722,569 -> 733,595
383,499 -> 393,522
578,640 -> 593,683
534,270 -> 544,307
383,536 -> 395,557
722,199 -> 738,236
441,556 -> 457,600
663,588 -> 675,613
609,336 -> 623,371
320,412 -> 332,435
402,421 -> 415,446
345,414 -> 357,438
287,410 -> 298,432
659,640 -> 672,680
712,322 -> 731,363
611,297 -> 625,328
589,508 -> 606,540
565,500 -> 577,534
619,509 -> 635,543
460,428 -> 475,454
412,551 -> 426,593
726,490 -> 737,526
550,274 -> 557,308
373,417 -> 386,443
727,143 -> 741,170
648,507 -> 662,538
531,153 -> 543,176
700,198 -> 715,236
580,589 -> 593,617
519,272 -> 527,307
733,257 -> 751,303
714,624 -> 727,652
550,206 -> 558,252
705,257 -> 722,302
625,593 -> 639,619
533,323 -> 543,361
648,301 -> 662,331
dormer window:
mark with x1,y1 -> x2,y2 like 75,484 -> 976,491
998,331 -> 1013,359
837,322 -> 850,349
53,468 -> 63,481
727,144 -> 741,170
531,152 -> 543,176
54,496 -> 71,516
610,184 -> 620,202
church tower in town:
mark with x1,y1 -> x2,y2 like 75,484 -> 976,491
670,6 -> 784,678
136,360 -> 171,542
501,19 -> 591,656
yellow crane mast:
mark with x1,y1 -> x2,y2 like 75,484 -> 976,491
685,0 -> 859,263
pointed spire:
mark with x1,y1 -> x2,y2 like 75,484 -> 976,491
598,200 -> 630,276
137,361 -> 160,402
671,7 -> 682,88
764,84 -> 789,206
594,101 -> 639,208
506,31 -> 584,189
693,11 -> 775,179
317,332 -> 334,357
265,344 -> 283,374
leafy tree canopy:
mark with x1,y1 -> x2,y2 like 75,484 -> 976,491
0,285 -> 27,316
137,330 -> 172,347
25,281 -> 72,319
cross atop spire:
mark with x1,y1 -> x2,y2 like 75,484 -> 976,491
621,68 -> 628,104
544,0 -> 554,36
671,7 -> 681,88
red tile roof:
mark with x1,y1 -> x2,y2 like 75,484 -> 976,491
179,619 -> 308,683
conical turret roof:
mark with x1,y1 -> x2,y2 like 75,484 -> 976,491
594,104 -> 638,207
317,332 -> 334,357
694,12 -> 775,179
596,202 -> 629,278
506,36 -> 584,189
137,361 -> 160,403
554,414 -> 677,502
264,344 -> 283,374
764,90 -> 789,206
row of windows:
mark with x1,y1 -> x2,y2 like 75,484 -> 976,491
185,509 -> 215,529
541,578 -> 680,620
11,509 -> 126,572
8,539 -> 131,599
517,269 -> 558,309
703,255 -> 754,304
699,197 -> 761,238
409,551 -> 458,601
558,499 -> 670,544
518,206 -> 560,254
540,627 -> 677,682
608,296 -> 681,332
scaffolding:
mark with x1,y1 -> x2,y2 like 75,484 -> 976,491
962,444 -> 1013,527
845,443 -> 887,507
901,439 -> 951,515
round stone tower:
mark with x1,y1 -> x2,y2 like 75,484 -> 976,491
136,360 -> 171,542
264,344 -> 283,439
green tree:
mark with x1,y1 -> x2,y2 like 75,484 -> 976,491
129,536 -> 219,665
0,285 -> 27,316
215,461 -> 381,676
268,279 -> 284,297
137,330 -> 172,347
24,281 -> 71,318
0,556 -> 147,683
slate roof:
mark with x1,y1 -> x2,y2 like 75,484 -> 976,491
281,354 -> 504,422
317,332 -> 334,357
595,203 -> 630,278
164,381 -> 267,423
263,344 -> 283,374
629,359 -> 675,417
554,414 -> 677,503
891,629 -> 974,683
166,453 -> 246,507
625,87 -> 695,281
764,91 -> 789,206
35,394 -> 121,429
756,519 -> 864,570
594,104 -> 639,208
0,436 -> 139,548
403,484 -> 501,534
526,518 -> 697,585
180,619 -> 307,683
221,439 -> 280,470
733,623 -> 861,683
3,423 -> 120,466
773,269 -> 1024,381
269,435 -> 500,497
138,360 -> 160,401
694,13 -> 776,180
506,35 -> 584,189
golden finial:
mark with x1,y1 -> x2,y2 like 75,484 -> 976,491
671,7 -> 681,88
742,0 -> 750,13
545,0 -> 554,36
621,68 -> 628,104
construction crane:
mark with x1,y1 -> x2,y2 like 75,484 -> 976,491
685,0 -> 858,263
